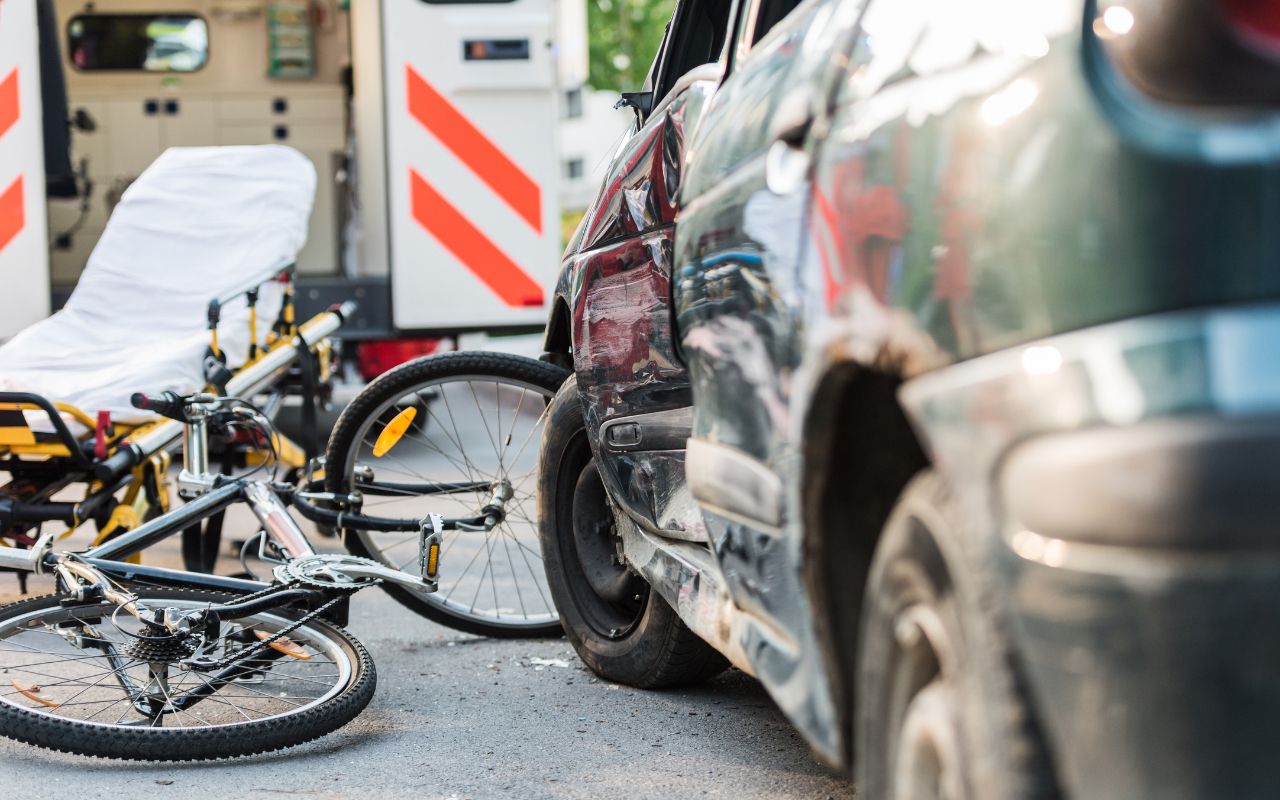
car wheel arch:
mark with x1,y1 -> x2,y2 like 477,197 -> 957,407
799,358 -> 931,768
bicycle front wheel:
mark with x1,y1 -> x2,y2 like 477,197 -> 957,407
326,351 -> 569,638
0,589 -> 375,760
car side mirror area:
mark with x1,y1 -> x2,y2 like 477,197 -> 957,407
615,91 -> 655,122
769,90 -> 815,148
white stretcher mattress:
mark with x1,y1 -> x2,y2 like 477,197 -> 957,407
0,145 -> 316,429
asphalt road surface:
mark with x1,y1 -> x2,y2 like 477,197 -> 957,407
0,571 -> 853,800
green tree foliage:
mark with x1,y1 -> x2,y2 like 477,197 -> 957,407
587,0 -> 675,92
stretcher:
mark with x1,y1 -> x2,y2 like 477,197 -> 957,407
0,145 -> 349,561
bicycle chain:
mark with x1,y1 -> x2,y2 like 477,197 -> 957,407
189,585 -> 360,671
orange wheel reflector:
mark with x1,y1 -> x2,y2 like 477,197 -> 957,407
372,406 -> 417,458
255,630 -> 312,660
11,680 -> 60,708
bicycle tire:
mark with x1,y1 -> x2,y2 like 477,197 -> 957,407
0,588 -> 376,760
326,351 -> 569,638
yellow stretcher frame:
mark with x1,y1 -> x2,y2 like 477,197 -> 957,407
0,264 -> 333,552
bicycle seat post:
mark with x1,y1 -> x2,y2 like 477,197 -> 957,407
178,395 -> 219,500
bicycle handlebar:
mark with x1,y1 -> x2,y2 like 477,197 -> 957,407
130,390 -> 186,421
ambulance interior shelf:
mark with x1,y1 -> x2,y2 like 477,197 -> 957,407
47,0 -> 348,286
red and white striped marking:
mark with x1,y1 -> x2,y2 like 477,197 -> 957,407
0,0 -> 51,337
404,66 -> 545,309
377,0 -> 558,330
0,66 -> 23,255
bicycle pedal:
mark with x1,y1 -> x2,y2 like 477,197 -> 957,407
419,513 -> 443,591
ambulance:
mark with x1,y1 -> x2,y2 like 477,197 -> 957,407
0,0 -> 587,351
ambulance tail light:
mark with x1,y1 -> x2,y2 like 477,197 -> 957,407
1093,0 -> 1280,110
1221,0 -> 1280,59
355,338 -> 445,382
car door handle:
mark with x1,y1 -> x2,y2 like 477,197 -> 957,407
766,136 -> 812,195
766,94 -> 815,194
770,91 -> 815,148
772,111 -> 814,148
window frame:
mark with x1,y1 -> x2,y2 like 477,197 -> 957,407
66,12 -> 211,74
730,0 -> 818,70
418,0 -> 516,5
649,0 -> 741,110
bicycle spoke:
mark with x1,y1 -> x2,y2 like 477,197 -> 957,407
443,534 -> 489,603
81,693 -> 136,723
0,597 -> 357,738
437,388 -> 489,483
468,533 -> 497,612
467,380 -> 501,466
499,532 -> 529,619
504,525 -> 553,611
34,657 -> 145,716
498,385 -> 531,469
341,369 -> 561,630
485,530 -> 501,617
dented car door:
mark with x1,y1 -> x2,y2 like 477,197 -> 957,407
557,62 -> 722,537
671,0 -> 862,750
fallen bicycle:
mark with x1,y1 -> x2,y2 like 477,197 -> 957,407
0,352 -> 566,760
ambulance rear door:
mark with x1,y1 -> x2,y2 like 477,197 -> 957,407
0,0 -> 52,338
380,0 -> 560,332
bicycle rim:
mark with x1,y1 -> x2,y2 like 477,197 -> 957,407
341,372 -> 559,633
0,596 -> 357,737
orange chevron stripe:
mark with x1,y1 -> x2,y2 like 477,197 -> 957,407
0,69 -> 18,140
812,186 -> 842,307
0,176 -> 24,254
406,65 -> 542,234
410,170 -> 544,308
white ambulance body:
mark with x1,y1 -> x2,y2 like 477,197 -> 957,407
0,0 -> 53,336
0,0 -> 585,340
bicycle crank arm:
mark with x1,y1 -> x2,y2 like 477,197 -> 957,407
321,560 -> 439,595
323,516 -> 446,595
274,547 -> 441,596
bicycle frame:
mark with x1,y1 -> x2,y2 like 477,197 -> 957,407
0,473 -> 467,624
0,465 -> 508,611
0,478 -> 361,724
0,480 -> 294,596
0,341 -> 525,638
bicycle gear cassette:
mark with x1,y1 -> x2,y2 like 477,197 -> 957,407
274,554 -> 383,591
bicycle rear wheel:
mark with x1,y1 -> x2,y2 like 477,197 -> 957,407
325,351 -> 568,638
0,589 -> 374,760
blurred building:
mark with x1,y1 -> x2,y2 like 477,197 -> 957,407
558,85 -> 632,211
